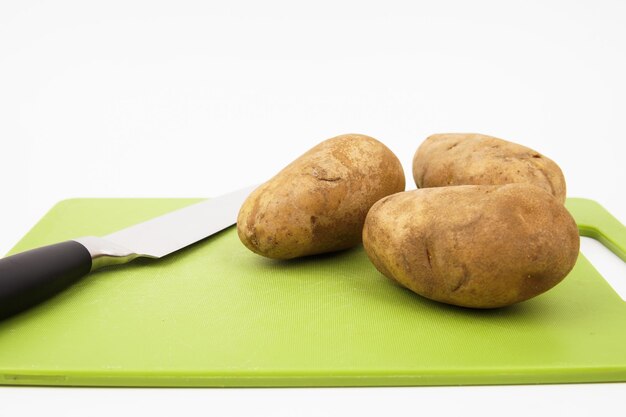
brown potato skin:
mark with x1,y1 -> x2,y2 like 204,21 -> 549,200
413,133 -> 567,203
237,134 -> 405,260
362,184 -> 580,308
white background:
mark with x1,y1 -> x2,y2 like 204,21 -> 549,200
1,0 -> 625,416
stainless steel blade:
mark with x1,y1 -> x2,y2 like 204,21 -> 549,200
102,185 -> 256,258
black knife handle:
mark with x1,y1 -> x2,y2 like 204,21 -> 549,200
0,241 -> 92,319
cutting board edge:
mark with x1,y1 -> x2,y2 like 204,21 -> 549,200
2,366 -> 626,388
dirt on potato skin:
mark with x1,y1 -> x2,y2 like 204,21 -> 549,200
413,133 -> 567,203
237,133 -> 406,260
362,183 -> 580,309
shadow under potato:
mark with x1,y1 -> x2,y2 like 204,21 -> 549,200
392,281 -> 544,316
269,245 -> 362,266
248,243 -> 546,321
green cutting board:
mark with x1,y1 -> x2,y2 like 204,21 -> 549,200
1,198 -> 625,387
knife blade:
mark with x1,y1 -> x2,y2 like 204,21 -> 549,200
0,185 -> 256,319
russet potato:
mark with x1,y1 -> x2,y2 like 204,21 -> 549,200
362,183 -> 579,308
413,133 -> 567,203
238,134 -> 405,259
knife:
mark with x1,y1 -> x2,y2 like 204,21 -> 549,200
0,185 -> 256,319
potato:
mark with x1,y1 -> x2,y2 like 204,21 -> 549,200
362,183 -> 579,308
237,134 -> 405,259
413,133 -> 567,203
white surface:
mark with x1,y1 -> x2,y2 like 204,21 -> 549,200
0,0 -> 625,415
0,384 -> 625,417
581,237 -> 626,301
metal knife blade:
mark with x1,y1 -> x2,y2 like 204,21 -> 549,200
0,185 -> 257,319
102,184 -> 256,259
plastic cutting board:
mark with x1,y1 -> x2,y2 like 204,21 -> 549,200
0,197 -> 625,387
